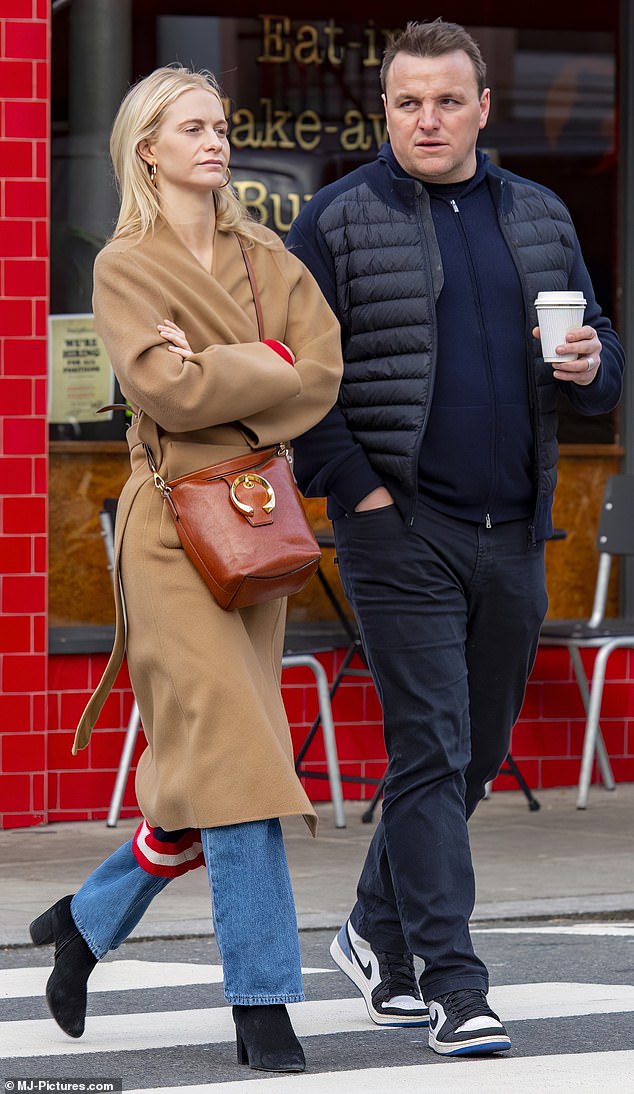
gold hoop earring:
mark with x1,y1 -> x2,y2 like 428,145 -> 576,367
219,166 -> 232,188
150,162 -> 158,186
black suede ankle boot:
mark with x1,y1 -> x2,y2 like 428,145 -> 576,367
232,1004 -> 305,1072
29,894 -> 97,1038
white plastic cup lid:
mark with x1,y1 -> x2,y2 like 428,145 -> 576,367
534,291 -> 586,307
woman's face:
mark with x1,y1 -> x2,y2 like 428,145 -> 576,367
142,86 -> 230,195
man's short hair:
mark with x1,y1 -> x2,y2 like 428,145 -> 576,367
380,18 -> 487,96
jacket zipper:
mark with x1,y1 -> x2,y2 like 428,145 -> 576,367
449,196 -> 495,532
408,190 -> 440,526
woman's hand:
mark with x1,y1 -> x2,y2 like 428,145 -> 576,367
158,320 -> 194,359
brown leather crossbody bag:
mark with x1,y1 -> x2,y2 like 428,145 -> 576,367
144,239 -> 320,610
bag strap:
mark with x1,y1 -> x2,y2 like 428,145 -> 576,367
143,442 -> 158,475
144,239 -> 279,489
143,442 -> 169,495
237,236 -> 264,340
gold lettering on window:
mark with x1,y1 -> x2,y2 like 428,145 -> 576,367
232,180 -> 312,234
257,15 -> 396,68
257,16 -> 293,63
236,18 -> 400,223
295,24 -> 324,66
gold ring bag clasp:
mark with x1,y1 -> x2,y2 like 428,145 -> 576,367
230,473 -> 276,524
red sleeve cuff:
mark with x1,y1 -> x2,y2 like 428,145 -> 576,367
263,338 -> 295,366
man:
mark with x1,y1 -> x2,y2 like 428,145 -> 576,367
287,19 -> 625,1057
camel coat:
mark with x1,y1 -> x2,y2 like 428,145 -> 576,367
72,218 -> 343,834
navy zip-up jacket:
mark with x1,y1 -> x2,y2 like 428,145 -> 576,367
287,145 -> 625,541
418,162 -> 533,526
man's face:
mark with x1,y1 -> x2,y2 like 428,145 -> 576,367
382,49 -> 490,184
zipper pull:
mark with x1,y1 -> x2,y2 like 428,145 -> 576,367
450,199 -> 459,213
485,513 -> 492,529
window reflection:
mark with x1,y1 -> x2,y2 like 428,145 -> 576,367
49,11 -> 619,628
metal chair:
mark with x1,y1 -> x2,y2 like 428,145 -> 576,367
100,502 -> 346,829
539,473 -> 634,808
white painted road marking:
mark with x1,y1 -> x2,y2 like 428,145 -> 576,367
127,1051 -> 634,1094
473,923 -> 634,937
3,983 -> 634,1058
0,961 -> 332,999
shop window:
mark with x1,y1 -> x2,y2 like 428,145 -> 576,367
49,9 -> 620,633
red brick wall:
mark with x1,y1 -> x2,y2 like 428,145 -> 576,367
0,3 -> 50,828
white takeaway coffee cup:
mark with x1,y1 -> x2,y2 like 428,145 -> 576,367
534,291 -> 587,362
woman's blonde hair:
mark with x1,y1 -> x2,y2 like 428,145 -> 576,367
109,64 -> 260,244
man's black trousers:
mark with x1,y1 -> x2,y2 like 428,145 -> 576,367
333,501 -> 547,1001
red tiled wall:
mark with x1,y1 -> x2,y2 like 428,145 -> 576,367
1,5 -> 632,827
500,646 -> 634,791
0,4 -> 50,829
44,648 -> 385,821
41,643 -> 634,823
46,654 -> 143,822
290,646 -> 634,802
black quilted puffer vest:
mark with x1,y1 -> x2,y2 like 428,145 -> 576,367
317,158 -> 577,520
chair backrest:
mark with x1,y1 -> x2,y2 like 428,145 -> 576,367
584,474 -> 634,627
596,475 -> 634,557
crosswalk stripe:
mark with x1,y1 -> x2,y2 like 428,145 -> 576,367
126,1050 -> 634,1094
0,962 -> 332,1000
3,983 -> 634,1059
473,923 -> 634,937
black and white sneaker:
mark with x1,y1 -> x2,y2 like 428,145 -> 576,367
428,988 -> 511,1056
329,919 -> 428,1026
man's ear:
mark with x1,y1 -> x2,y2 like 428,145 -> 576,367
479,88 -> 491,130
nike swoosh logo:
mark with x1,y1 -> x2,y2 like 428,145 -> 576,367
347,926 -> 374,980
429,1010 -> 440,1031
354,952 -> 373,979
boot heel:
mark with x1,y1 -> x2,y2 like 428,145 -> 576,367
27,895 -> 97,1039
231,1004 -> 305,1072
29,908 -> 54,946
235,1031 -> 248,1065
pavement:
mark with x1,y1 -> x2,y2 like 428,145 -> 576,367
2,783 -> 634,949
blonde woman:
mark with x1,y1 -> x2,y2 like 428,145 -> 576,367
30,66 -> 343,1073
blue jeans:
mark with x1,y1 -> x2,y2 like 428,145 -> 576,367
71,819 -> 303,1004
333,502 -> 547,1001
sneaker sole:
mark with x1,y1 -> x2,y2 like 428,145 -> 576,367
429,1032 -> 512,1057
329,933 -> 429,1027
